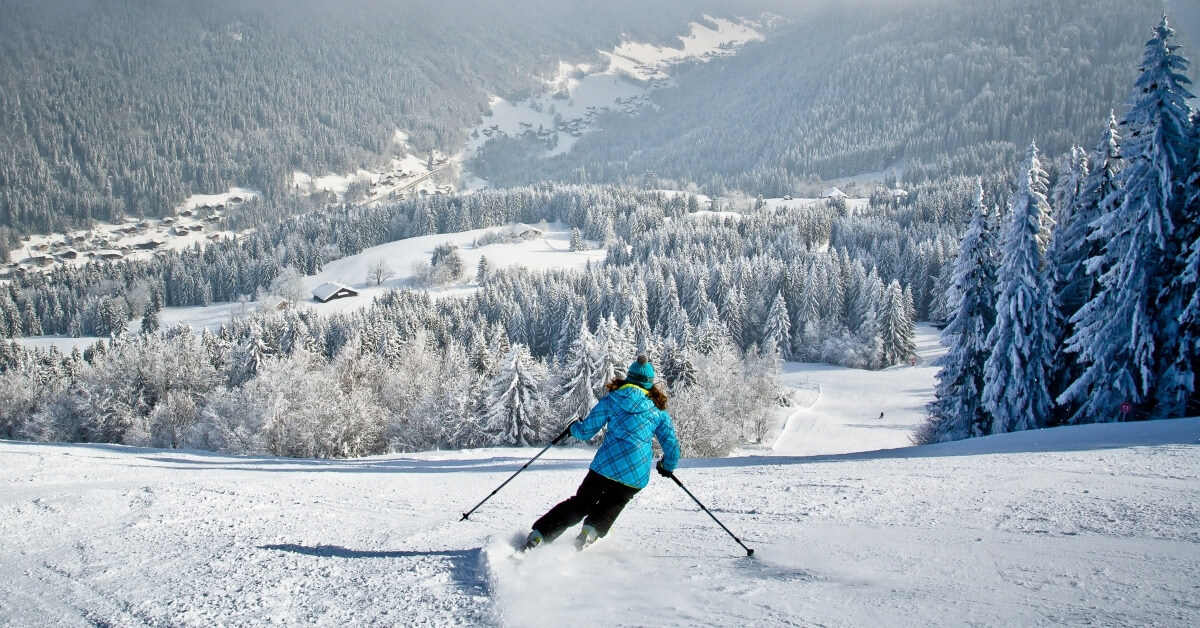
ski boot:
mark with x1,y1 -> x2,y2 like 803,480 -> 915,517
574,524 -> 599,551
520,530 -> 543,553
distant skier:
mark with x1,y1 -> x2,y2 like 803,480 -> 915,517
522,355 -> 681,552
878,411 -> 885,420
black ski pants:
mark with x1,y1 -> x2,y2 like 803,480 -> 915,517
533,470 -> 640,541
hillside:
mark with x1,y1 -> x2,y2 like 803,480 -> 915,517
478,0 -> 1178,193
2,414 -> 1197,625
0,0 -> 779,245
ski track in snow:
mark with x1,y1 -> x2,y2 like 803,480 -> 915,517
3,328 -> 1200,625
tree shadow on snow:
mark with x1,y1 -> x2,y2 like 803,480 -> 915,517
259,544 -> 492,595
135,454 -> 592,475
691,417 -> 1200,470
260,543 -> 478,560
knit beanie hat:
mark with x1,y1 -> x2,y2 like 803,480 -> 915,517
625,355 -> 655,389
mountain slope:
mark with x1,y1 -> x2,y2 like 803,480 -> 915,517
2,417 -> 1197,625
479,0 -> 1172,193
0,0 -> 777,244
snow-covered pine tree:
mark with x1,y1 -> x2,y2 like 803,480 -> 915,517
1043,146 -> 1089,424
558,319 -> 599,423
592,314 -> 629,390
1058,116 -> 1121,324
1051,115 -> 1121,421
923,181 -> 999,442
852,266 -> 886,368
879,280 -> 916,368
982,144 -> 1055,434
1172,112 -> 1200,418
1062,18 -> 1195,422
485,344 -> 548,447
1149,21 -> 1199,418
762,291 -> 791,358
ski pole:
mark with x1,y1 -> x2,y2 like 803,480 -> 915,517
666,471 -> 755,557
460,420 -> 578,522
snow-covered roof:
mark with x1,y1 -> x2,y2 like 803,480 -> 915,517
312,281 -> 358,302
821,187 -> 847,199
510,223 -> 543,237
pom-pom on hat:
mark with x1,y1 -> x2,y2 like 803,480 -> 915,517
625,355 -> 655,389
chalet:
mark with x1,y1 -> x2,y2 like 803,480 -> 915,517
30,254 -> 55,267
510,223 -> 544,240
312,282 -> 358,303
94,250 -> 124,260
59,250 -> 80,260
134,239 -> 164,250
179,209 -> 194,217
189,224 -> 204,232
229,196 -> 244,204
821,187 -> 848,200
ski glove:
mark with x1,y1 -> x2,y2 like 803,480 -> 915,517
656,460 -> 673,477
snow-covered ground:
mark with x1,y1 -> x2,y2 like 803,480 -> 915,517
10,222 -> 606,346
155,222 -> 604,329
3,327 -> 1199,625
1,420 -> 1196,626
772,324 -> 944,456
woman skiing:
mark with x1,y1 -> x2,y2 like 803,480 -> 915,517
523,355 -> 681,551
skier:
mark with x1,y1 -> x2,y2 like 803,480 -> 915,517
522,355 -> 681,552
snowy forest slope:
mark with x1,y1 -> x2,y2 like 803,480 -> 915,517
477,0 -> 1172,194
1,417 -> 1197,626
0,0 -> 780,245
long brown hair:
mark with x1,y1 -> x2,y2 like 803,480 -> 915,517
606,377 -> 669,411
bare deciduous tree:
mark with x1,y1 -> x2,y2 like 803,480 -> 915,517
367,259 -> 396,286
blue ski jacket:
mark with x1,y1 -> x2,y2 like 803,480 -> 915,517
570,384 -> 681,489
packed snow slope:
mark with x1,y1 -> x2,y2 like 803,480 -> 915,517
771,324 -> 945,456
2,413 -> 1199,626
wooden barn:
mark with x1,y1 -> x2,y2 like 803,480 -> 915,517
312,282 -> 358,303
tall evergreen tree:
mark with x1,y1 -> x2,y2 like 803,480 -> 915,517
925,181 -> 998,441
1058,115 -> 1122,323
558,319 -> 599,423
879,281 -> 916,367
982,144 -> 1055,434
1149,20 -> 1199,418
485,344 -> 547,447
1051,114 -> 1122,421
1063,18 -> 1195,422
762,291 -> 792,358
